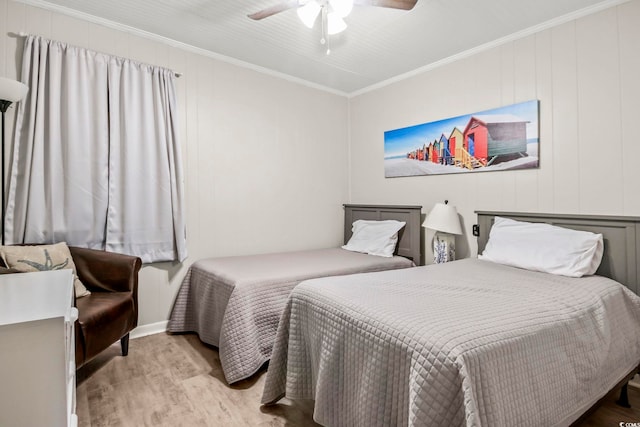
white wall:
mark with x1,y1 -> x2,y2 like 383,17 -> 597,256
348,0 -> 640,261
0,0 -> 349,329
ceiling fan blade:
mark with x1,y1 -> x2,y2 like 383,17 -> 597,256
354,0 -> 417,11
248,0 -> 300,20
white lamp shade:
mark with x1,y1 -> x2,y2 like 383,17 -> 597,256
423,202 -> 462,235
0,77 -> 28,103
327,12 -> 347,34
297,0 -> 321,28
329,0 -> 354,17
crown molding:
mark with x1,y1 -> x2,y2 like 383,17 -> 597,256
13,0 -> 630,98
13,0 -> 349,97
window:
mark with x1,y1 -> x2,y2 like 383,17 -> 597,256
6,36 -> 186,263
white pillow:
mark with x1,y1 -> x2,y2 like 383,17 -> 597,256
342,220 -> 406,257
478,217 -> 604,277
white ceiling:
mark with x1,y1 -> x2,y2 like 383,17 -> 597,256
21,0 -> 622,95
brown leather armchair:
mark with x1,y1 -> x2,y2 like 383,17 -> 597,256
69,247 -> 142,368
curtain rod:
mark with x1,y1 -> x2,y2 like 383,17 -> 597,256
17,32 -> 182,78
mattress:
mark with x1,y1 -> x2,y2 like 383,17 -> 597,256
262,258 -> 640,427
167,247 -> 414,384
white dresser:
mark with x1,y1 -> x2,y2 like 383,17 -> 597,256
0,269 -> 78,427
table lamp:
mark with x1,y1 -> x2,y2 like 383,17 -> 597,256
423,200 -> 462,263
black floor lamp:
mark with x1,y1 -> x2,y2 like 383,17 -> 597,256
0,77 -> 29,246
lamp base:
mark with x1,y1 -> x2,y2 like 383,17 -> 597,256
433,231 -> 456,264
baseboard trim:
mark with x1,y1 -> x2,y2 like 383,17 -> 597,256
130,321 -> 168,339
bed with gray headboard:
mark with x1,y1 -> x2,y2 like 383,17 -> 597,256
476,210 -> 640,295
261,209 -> 640,427
167,203 -> 422,384
475,210 -> 640,422
344,204 -> 423,265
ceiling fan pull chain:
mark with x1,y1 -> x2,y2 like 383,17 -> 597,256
320,4 -> 327,45
321,4 -> 331,54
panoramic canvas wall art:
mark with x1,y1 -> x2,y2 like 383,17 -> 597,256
384,100 -> 540,178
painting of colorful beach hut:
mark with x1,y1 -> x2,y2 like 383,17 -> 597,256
432,140 -> 440,164
439,134 -> 451,165
383,99 -> 539,178
449,127 -> 463,166
460,115 -> 529,167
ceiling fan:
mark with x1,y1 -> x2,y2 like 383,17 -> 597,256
248,0 -> 417,54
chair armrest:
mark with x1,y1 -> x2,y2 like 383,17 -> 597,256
69,246 -> 142,294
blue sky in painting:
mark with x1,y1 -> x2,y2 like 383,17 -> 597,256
384,100 -> 539,159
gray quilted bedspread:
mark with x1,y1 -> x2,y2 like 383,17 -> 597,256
167,248 -> 414,384
262,258 -> 640,427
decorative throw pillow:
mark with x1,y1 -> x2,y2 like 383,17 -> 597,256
0,242 -> 91,297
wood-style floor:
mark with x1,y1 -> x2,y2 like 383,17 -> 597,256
76,332 -> 640,427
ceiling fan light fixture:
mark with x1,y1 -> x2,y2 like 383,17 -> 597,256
327,12 -> 347,35
297,0 -> 322,28
329,0 -> 354,18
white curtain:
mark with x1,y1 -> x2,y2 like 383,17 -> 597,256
6,36 -> 187,263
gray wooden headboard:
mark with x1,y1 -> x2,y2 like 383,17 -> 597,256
476,211 -> 640,295
344,204 -> 423,266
